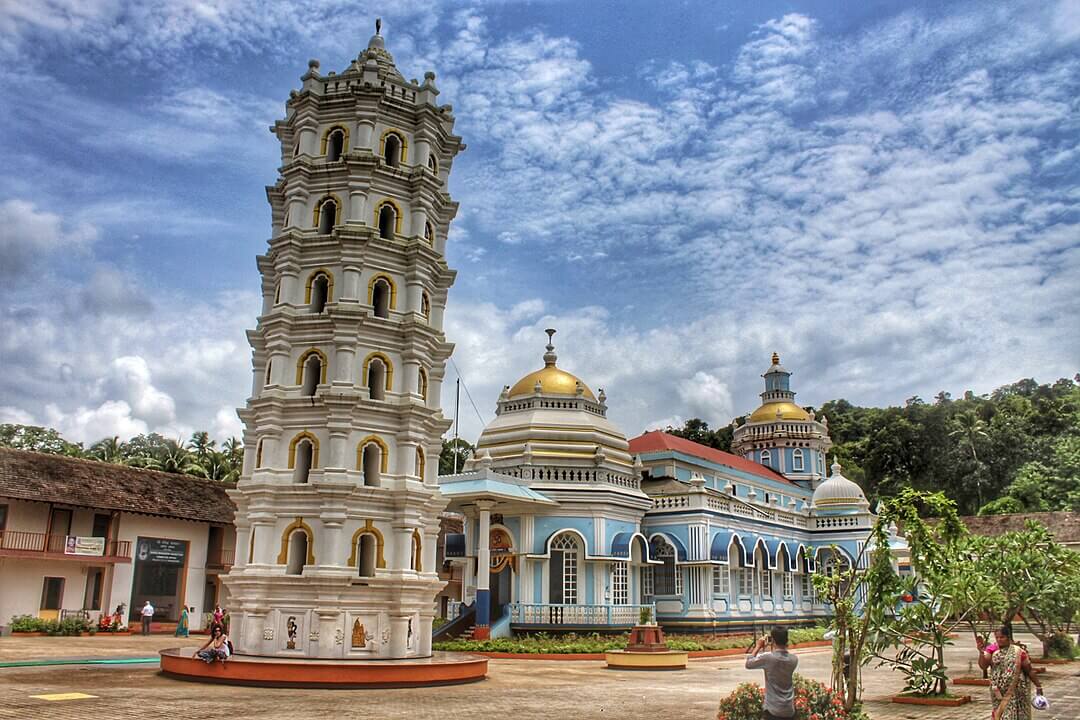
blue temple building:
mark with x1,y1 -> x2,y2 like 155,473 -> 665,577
438,333 -> 873,638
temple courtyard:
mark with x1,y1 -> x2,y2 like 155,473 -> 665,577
0,634 -> 1077,719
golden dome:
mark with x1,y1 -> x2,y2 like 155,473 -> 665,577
749,401 -> 810,423
509,365 -> 596,400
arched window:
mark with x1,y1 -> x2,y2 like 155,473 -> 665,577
378,203 -> 395,239
415,446 -> 426,480
367,358 -> 386,401
760,450 -> 772,468
550,533 -> 580,604
420,292 -> 431,320
371,278 -> 391,318
324,127 -> 346,162
358,436 -> 388,487
427,154 -> 438,174
274,282 -> 281,304
286,530 -> 308,575
411,529 -> 422,571
417,368 -> 428,401
358,534 -> 377,577
264,360 -> 273,387
316,197 -> 338,234
382,131 -> 405,167
293,142 -> 300,158
255,439 -> 264,468
305,270 -> 333,313
289,432 -> 319,484
792,448 -> 804,472
423,222 -> 434,245
298,350 -> 325,396
362,352 -> 393,401
653,540 -> 678,596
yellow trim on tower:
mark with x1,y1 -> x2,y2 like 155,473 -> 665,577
373,198 -> 404,235
418,368 -> 428,400
411,529 -> 423,572
366,273 -> 398,309
277,517 -> 316,565
356,434 -> 390,474
361,352 -> 394,392
319,125 -> 350,156
346,519 -> 387,569
287,431 -> 320,469
415,446 -> 426,479
312,194 -> 343,230
304,269 -> 335,304
295,348 -> 329,385
379,128 -> 409,164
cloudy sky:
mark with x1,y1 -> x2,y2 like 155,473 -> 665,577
0,0 -> 1077,446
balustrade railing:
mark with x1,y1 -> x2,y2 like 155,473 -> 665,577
509,602 -> 654,626
651,494 -> 810,528
0,531 -> 132,560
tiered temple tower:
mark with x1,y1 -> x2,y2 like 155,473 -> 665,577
729,353 -> 833,489
223,24 -> 464,659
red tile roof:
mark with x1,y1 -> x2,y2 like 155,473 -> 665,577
0,448 -> 236,524
629,430 -> 795,486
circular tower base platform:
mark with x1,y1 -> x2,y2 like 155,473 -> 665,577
604,649 -> 688,671
160,648 -> 488,688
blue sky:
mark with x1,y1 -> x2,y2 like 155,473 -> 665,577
0,0 -> 1077,445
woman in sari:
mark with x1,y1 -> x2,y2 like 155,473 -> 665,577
174,606 -> 190,638
977,626 -> 1043,720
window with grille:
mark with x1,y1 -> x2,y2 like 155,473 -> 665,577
641,565 -> 654,602
738,568 -> 754,596
712,566 -> 730,596
783,572 -> 794,599
551,534 -> 579,604
612,562 -> 628,605
654,542 -> 678,595
760,568 -> 773,598
800,573 -> 815,602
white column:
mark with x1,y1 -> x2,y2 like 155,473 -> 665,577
349,190 -> 367,224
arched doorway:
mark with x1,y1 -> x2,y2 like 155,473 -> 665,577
489,527 -> 514,623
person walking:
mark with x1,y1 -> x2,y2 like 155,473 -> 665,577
745,626 -> 799,720
174,605 -> 190,638
140,600 -> 155,636
978,626 -> 1042,720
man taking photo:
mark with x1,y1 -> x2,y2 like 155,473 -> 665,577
745,626 -> 798,719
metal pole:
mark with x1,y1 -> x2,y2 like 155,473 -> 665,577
453,378 -> 461,474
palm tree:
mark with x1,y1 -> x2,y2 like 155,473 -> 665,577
222,436 -> 243,469
89,436 -> 126,464
949,410 -> 990,507
149,439 -> 198,474
193,450 -> 239,482
187,431 -> 215,462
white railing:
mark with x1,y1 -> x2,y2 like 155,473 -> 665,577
651,493 -> 810,528
509,603 -> 654,626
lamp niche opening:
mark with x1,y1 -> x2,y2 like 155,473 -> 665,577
310,275 -> 329,313
358,534 -> 377,576
367,359 -> 386,401
293,440 -> 314,484
362,443 -> 381,487
372,279 -> 390,319
301,355 -> 322,396
318,199 -> 337,234
286,531 -> 308,575
378,204 -> 395,239
326,129 -> 344,162
384,133 -> 402,167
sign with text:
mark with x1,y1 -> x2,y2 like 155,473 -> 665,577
64,536 -> 105,556
136,537 -> 187,565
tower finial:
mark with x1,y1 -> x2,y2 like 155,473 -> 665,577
543,328 -> 557,366
376,17 -> 382,35
771,351 -> 780,365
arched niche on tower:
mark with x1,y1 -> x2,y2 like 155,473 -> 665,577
367,273 -> 397,318
356,434 -> 390,487
321,125 -> 350,162
379,129 -> 408,167
346,520 -> 387,575
277,517 -> 316,570
361,352 -> 394,400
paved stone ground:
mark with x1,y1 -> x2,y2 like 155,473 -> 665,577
0,634 -> 1076,719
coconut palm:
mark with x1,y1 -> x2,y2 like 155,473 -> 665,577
88,436 -> 126,464
187,431 -> 215,462
949,410 -> 990,507
148,439 -> 198,474
193,450 -> 239,482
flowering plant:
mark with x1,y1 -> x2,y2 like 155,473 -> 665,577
717,675 -> 868,720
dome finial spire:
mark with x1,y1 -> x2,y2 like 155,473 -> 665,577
375,17 -> 382,35
543,328 -> 557,366
772,351 -> 780,365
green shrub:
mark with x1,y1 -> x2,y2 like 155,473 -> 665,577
717,675 -> 869,720
9,615 -> 49,632
1047,632 -> 1079,659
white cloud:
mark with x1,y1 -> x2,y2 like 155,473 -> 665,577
0,199 -> 97,278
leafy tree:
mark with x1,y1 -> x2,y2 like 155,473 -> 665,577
88,436 -> 127,464
439,438 -> 474,475
0,424 -> 83,456
665,418 -> 733,451
193,450 -> 239,483
187,431 -> 216,462
145,438 -> 197,474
